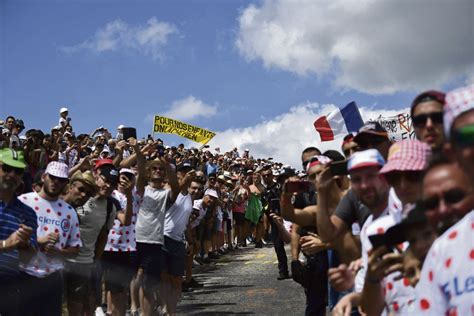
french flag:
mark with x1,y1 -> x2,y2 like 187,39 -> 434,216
314,101 -> 364,142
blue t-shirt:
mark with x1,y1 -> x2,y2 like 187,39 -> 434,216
0,197 -> 38,282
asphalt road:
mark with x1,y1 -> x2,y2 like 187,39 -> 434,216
177,244 -> 307,315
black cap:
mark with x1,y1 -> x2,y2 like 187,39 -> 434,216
176,161 -> 193,172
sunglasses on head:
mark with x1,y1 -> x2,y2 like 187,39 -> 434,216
412,112 -> 443,128
421,188 -> 468,210
452,124 -> 474,147
384,171 -> 422,186
1,163 -> 24,175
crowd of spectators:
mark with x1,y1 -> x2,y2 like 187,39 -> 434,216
0,83 -> 473,316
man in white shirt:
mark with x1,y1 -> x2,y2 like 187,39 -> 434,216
416,84 -> 474,315
160,162 -> 196,315
19,161 -> 81,316
135,158 -> 180,316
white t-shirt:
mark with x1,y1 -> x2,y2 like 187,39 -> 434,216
355,188 -> 402,292
135,185 -> 172,245
19,192 -> 81,277
105,189 -> 142,252
163,193 -> 193,242
415,210 -> 474,315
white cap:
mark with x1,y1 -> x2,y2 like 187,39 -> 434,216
245,148 -> 249,152
60,107 -> 69,113
117,124 -> 125,130
204,189 -> 219,199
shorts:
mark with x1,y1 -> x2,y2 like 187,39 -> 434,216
233,212 -> 245,225
225,218 -> 232,231
101,251 -> 138,293
63,261 -> 94,303
162,235 -> 186,277
198,222 -> 212,241
136,242 -> 163,290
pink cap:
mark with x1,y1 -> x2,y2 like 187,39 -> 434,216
380,140 -> 431,174
45,161 -> 69,179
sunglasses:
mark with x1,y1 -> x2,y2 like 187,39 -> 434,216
384,171 -> 422,186
412,112 -> 443,128
421,188 -> 468,210
74,184 -> 94,196
452,124 -> 474,147
1,163 -> 24,175
356,136 -> 386,150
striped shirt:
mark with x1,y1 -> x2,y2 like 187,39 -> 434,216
0,197 -> 38,282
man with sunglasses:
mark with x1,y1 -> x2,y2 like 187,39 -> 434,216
410,90 -> 446,151
353,121 -> 392,159
0,148 -> 37,316
416,84 -> 474,315
19,161 -> 82,316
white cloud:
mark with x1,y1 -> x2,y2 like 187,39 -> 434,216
162,96 -> 218,121
60,17 -> 177,60
236,0 -> 474,94
207,102 -> 409,169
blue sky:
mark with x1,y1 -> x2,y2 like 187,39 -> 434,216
1,0 -> 472,166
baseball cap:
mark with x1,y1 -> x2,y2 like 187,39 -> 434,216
45,161 -> 69,179
95,159 -> 114,170
410,90 -> 445,116
204,189 -> 219,199
70,170 -> 97,194
380,140 -> 431,174
353,121 -> 388,144
97,164 -> 119,183
60,107 -> 69,113
0,148 -> 27,169
443,84 -> 474,138
176,161 -> 193,172
117,124 -> 125,130
306,155 -> 332,173
15,119 -> 25,130
347,149 -> 385,172
52,126 -> 61,131
119,168 -> 135,175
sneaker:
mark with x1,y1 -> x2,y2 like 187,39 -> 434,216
195,256 -> 204,265
95,307 -> 106,316
277,272 -> 291,280
208,251 -> 220,259
202,255 -> 211,264
182,281 -> 194,292
217,248 -> 226,255
255,241 -> 263,248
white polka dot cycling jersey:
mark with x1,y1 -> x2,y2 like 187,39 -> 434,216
415,210 -> 474,316
18,192 -> 82,277
105,189 -> 142,252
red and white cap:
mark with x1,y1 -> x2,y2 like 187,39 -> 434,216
444,84 -> 474,138
380,140 -> 431,174
347,149 -> 385,172
45,161 -> 69,179
306,155 -> 332,173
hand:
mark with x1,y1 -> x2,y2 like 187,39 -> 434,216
300,233 -> 327,255
116,140 -> 127,151
316,166 -> 335,194
119,175 -> 134,196
38,232 -> 59,249
328,264 -> 355,292
185,242 -> 194,256
4,224 -> 33,250
332,292 -> 359,316
366,246 -> 404,283
269,213 -> 284,226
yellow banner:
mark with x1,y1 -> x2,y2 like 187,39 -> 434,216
153,115 -> 216,144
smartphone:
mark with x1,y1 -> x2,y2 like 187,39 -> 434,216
269,198 -> 281,214
122,127 -> 137,140
285,180 -> 312,193
368,234 -> 386,249
156,144 -> 165,157
330,160 -> 348,176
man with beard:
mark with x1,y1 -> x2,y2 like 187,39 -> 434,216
0,149 -> 37,316
135,158 -> 179,316
19,161 -> 82,316
65,159 -> 133,315
416,84 -> 474,315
